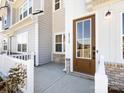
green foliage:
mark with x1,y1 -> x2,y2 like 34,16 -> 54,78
7,64 -> 27,93
0,64 -> 27,93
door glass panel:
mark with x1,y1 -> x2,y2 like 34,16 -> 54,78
56,35 -> 62,43
123,13 -> 124,35
76,19 -> 92,59
83,20 -> 91,59
56,44 -> 62,52
76,22 -> 83,58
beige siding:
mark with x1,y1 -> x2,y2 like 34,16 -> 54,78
38,0 -> 52,65
12,7 -> 20,25
12,8 -> 16,25
52,0 -> 65,63
53,0 -> 65,33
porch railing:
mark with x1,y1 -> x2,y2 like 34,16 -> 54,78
0,53 -> 34,93
9,53 -> 32,61
85,0 -> 112,10
95,53 -> 108,93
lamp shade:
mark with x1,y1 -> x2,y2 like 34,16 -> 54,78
104,10 -> 112,19
105,11 -> 111,17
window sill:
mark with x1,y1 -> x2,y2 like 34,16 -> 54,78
53,52 -> 65,55
53,9 -> 61,13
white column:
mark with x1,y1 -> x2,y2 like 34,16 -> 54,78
64,0 -> 74,72
64,0 -> 87,72
32,16 -> 39,66
27,52 -> 34,93
95,56 -> 108,93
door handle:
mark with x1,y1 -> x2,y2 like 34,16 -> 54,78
92,46 -> 95,59
92,46 -> 95,51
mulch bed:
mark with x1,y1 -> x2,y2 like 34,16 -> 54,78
109,90 -> 124,93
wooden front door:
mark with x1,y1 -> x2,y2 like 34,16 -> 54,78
73,15 -> 96,75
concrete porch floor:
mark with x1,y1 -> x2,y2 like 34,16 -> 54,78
34,62 -> 94,93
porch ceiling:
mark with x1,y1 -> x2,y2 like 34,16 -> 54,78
12,0 -> 26,8
0,0 -> 7,17
0,0 -> 6,7
2,15 -> 33,37
86,0 -> 121,10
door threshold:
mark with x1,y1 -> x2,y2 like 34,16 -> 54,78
70,72 -> 94,80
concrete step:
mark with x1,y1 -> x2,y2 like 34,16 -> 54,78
69,72 -> 94,80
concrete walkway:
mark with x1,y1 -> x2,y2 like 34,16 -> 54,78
34,63 -> 94,93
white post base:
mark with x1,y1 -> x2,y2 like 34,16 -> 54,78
95,73 -> 108,93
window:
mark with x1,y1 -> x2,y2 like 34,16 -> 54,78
18,44 -> 21,52
23,11 -> 28,18
19,2 -> 28,20
76,19 -> 92,59
3,45 -> 7,50
20,7 -> 23,20
19,0 -> 32,20
55,34 -> 65,53
17,32 -> 28,52
29,7 -> 32,14
18,44 -> 27,52
20,14 -> 22,20
3,40 -> 7,51
22,44 -> 27,52
122,13 -> 124,59
55,0 -> 60,11
4,20 -> 6,24
29,0 -> 32,14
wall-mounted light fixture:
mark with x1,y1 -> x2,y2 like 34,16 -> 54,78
105,10 -> 112,19
105,10 -> 111,17
32,10 -> 44,15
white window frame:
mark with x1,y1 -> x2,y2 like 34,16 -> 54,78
53,0 -> 61,12
17,32 -> 28,53
19,0 -> 32,20
2,40 -> 7,51
122,13 -> 124,59
76,18 -> 92,59
121,12 -> 124,60
17,43 -> 28,53
54,32 -> 65,54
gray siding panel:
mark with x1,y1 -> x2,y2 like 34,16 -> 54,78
38,0 -> 52,65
